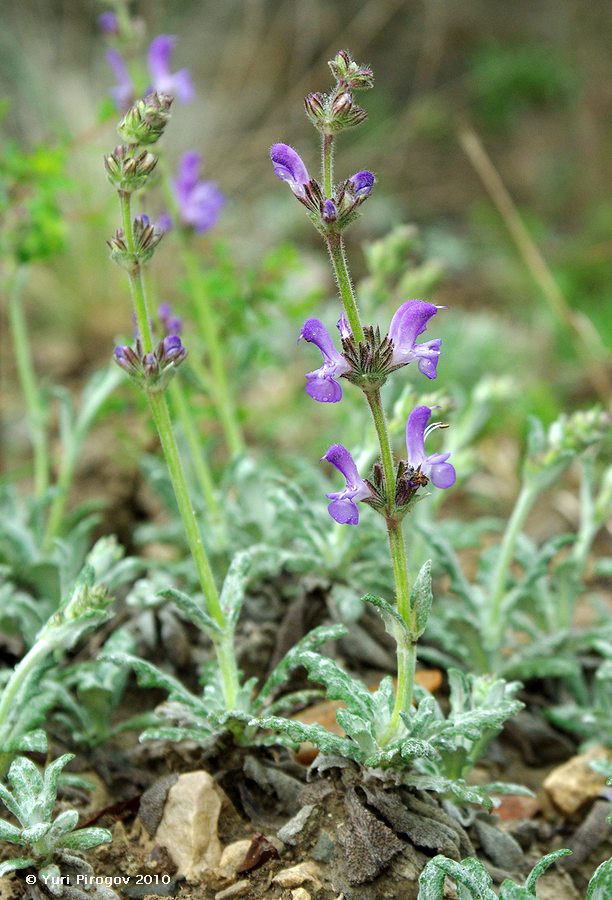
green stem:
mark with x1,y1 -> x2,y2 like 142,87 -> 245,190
118,192 -> 239,707
326,233 -> 365,342
119,191 -> 154,353
147,390 -> 239,707
365,391 -> 416,745
181,248 -> 244,456
485,481 -> 539,651
322,133 -> 334,198
365,390 -> 396,504
42,368 -> 120,553
6,268 -> 49,497
167,378 -> 225,539
0,637 -> 51,777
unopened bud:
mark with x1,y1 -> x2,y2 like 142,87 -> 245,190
104,145 -> 158,192
117,92 -> 173,146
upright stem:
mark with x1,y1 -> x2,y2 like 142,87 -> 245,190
167,378 -> 225,542
6,268 -> 49,497
119,193 -> 239,707
322,133 -> 334,198
181,248 -> 244,456
119,191 -> 154,354
326,233 -> 365,342
485,481 -> 539,651
365,389 -> 395,502
0,637 -> 51,777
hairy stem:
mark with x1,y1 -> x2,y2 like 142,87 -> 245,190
322,133 -> 334,198
119,195 -> 239,707
119,191 -> 154,353
326,233 -> 365,342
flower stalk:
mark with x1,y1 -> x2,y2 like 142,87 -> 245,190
110,135 -> 239,707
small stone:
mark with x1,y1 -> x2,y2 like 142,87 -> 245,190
218,840 -> 253,876
214,881 -> 251,900
494,794 -> 540,823
154,771 -> 225,881
543,745 -> 611,816
272,862 -> 322,889
291,890 -> 312,900
277,805 -> 315,845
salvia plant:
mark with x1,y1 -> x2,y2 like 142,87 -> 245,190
0,754 -> 111,887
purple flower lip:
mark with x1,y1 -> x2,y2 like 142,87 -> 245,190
173,151 -> 224,233
388,300 -> 444,379
406,406 -> 456,489
348,170 -> 375,198
299,318 -> 351,403
147,35 -> 194,103
322,444 -> 370,525
270,143 -> 310,198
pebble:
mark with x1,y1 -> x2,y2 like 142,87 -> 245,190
543,745 -> 611,816
214,881 -> 251,899
218,839 -> 254,876
272,861 -> 322,889
153,771 -> 225,880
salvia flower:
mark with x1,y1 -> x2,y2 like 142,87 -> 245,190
106,48 -> 134,111
172,151 -> 224,233
299,318 -> 351,402
406,406 -> 456,489
388,300 -> 443,379
98,11 -> 119,35
270,144 -> 310,198
158,302 -> 182,336
347,170 -> 375,198
322,444 -> 371,525
147,35 -> 194,103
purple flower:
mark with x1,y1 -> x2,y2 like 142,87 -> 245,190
147,35 -> 194,103
406,406 -> 456,489
98,11 -> 119,34
348,170 -> 375,197
158,302 -> 182,336
106,48 -> 134,111
270,144 -> 310,198
388,300 -> 443,379
322,445 -> 371,525
299,318 -> 351,402
173,151 -> 224,233
322,199 -> 337,222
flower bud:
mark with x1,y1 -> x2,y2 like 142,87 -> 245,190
117,92 -> 173,146
113,335 -> 188,392
329,49 -> 374,91
104,145 -> 158,193
304,91 -> 326,126
107,215 -> 165,269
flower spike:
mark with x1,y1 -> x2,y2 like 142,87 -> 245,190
406,406 -> 456,489
322,445 -> 371,524
299,318 -> 351,402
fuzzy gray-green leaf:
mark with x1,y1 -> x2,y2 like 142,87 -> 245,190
0,818 -> 22,843
257,623 -> 347,705
412,560 -> 433,637
585,858 -> 612,900
0,857 -> 36,877
158,587 -> 221,635
59,826 -> 112,850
